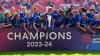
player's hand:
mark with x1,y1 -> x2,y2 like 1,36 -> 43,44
9,24 -> 12,26
44,27 -> 46,30
27,32 -> 30,36
91,26 -> 95,28
66,24 -> 68,28
36,29 -> 39,32
83,28 -> 86,32
92,31 -> 96,34
60,25 -> 64,28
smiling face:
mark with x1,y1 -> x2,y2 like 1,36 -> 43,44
82,13 -> 87,19
5,13 -> 10,19
10,7 -> 16,14
16,14 -> 20,20
71,5 -> 75,10
26,11 -> 31,18
57,9 -> 61,15
72,10 -> 78,16
1,7 -> 5,13
90,9 -> 95,15
14,14 -> 20,20
67,13 -> 73,19
34,8 -> 39,13
94,14 -> 99,21
21,7 -> 26,13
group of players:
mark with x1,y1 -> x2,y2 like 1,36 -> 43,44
0,3 -> 100,35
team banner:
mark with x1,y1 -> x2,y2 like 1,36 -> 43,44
0,28 -> 100,51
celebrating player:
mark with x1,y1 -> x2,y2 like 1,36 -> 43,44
19,6 -> 26,19
23,11 -> 32,35
11,14 -> 23,28
54,9 -> 65,28
68,10 -> 78,27
87,5 -> 97,20
87,14 -> 100,34
33,14 -> 46,32
65,12 -> 73,28
10,7 -> 16,19
2,13 -> 12,28
45,7 -> 55,29
77,12 -> 92,32
32,7 -> 40,22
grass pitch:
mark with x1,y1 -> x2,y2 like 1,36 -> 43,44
0,50 -> 100,56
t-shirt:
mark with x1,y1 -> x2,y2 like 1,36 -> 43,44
68,17 -> 77,27
78,17 -> 92,27
23,17 -> 33,28
11,19 -> 23,28
34,18 -> 46,27
54,14 -> 65,27
2,18 -> 12,28
90,20 -> 100,27
0,13 -> 4,23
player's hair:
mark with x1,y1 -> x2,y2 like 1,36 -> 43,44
40,14 -> 46,19
14,14 -> 19,19
90,9 -> 95,11
81,8 -> 87,13
21,6 -> 26,9
82,12 -> 87,15
94,14 -> 99,18
26,11 -> 30,14
71,5 -> 74,8
68,12 -> 73,17
72,10 -> 78,13
48,7 -> 53,12
0,7 -> 5,11
10,7 -> 15,10
58,9 -> 64,14
0,7 -> 2,10
26,11 -> 30,18
4,13 -> 9,17
34,7 -> 36,11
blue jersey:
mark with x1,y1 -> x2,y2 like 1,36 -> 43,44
64,18 -> 70,26
32,13 -> 40,22
3,18 -> 11,25
78,17 -> 92,27
11,19 -> 23,28
87,13 -> 95,20
2,18 -> 12,28
73,14 -> 80,22
77,14 -> 82,20
54,14 -> 65,27
68,17 -> 77,27
19,12 -> 26,19
23,17 -> 33,28
53,10 -> 58,16
95,10 -> 99,14
90,20 -> 100,27
79,13 -> 82,17
34,18 -> 46,27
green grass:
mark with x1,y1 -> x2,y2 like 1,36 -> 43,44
0,50 -> 100,56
